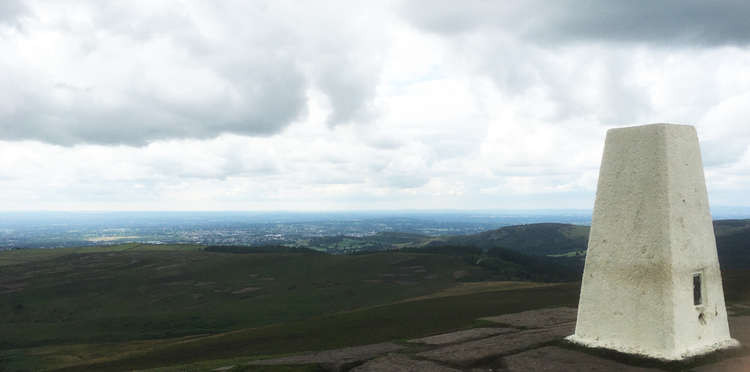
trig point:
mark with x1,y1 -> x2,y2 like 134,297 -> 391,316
567,123 -> 739,360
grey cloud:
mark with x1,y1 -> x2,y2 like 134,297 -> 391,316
3,63 -> 307,146
0,1 -> 385,146
318,65 -> 376,126
0,0 -> 26,27
402,0 -> 750,46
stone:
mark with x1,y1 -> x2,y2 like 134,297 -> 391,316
408,327 -> 516,345
249,342 -> 404,367
418,324 -> 573,367
568,124 -> 739,360
480,307 -> 578,329
350,354 -> 461,372
501,346 -> 663,371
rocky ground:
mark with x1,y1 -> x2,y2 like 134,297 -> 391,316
231,307 -> 750,371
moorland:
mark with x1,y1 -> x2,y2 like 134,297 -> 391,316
1,220 -> 749,371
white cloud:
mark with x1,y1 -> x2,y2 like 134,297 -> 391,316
1,1 -> 750,210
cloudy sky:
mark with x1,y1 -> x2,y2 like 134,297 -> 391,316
1,0 -> 750,211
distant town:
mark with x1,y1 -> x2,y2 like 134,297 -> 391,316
2,208 -> 749,250
0,211 -> 597,249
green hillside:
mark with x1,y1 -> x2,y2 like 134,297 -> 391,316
431,223 -> 589,256
0,244 -> 579,371
2,221 -> 749,371
10,282 -> 580,372
714,219 -> 750,269
0,249 -> 494,350
418,220 -> 750,266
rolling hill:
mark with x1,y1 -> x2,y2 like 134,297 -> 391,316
428,223 -> 589,256
714,219 -> 750,269
407,220 -> 750,269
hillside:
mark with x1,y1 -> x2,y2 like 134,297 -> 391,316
2,243 -> 748,371
275,220 -> 750,273
0,243 -> 572,350
1,221 -> 749,371
430,223 -> 589,256
413,220 -> 750,268
0,243 -> 583,371
714,219 -> 750,269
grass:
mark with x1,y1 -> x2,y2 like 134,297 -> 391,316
45,283 -> 580,371
0,243 -> 201,266
0,244 -> 528,371
4,243 -> 747,371
0,243 -> 581,371
1,249 -> 496,348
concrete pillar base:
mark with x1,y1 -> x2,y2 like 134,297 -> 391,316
569,123 -> 739,361
565,334 -> 739,361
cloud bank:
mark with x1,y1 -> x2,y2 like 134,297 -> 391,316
0,1 -> 387,145
1,1 -> 750,210
402,0 -> 750,46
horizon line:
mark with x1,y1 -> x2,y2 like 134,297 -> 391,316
0,206 -> 749,214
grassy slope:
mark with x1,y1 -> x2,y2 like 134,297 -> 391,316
0,249 -> 502,351
47,269 -> 750,372
423,223 -> 590,256
424,220 -> 749,261
0,243 -> 579,371
2,219 -> 748,371
48,283 -> 579,371
0,243 -> 201,266
714,220 -> 750,269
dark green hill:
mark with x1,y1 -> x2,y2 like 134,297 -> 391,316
433,223 -> 589,256
417,220 -> 750,268
714,219 -> 750,269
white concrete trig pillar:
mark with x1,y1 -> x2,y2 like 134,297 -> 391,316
567,123 -> 739,360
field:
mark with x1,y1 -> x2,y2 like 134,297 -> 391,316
2,221 -> 748,371
0,243 -> 202,267
0,243 -> 581,371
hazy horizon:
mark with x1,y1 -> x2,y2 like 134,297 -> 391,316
1,206 -> 749,214
3,207 -> 748,250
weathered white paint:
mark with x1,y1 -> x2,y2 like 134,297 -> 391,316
567,123 -> 739,360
